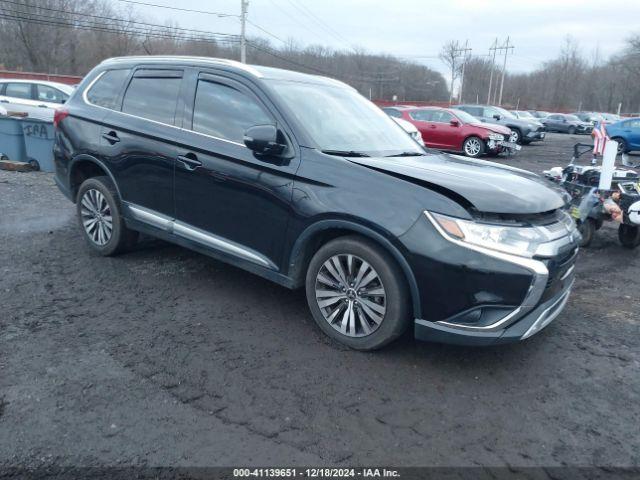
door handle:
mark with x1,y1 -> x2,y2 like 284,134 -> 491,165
101,131 -> 120,144
38,104 -> 49,108
177,153 -> 202,171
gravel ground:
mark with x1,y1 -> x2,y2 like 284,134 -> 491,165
0,133 -> 639,470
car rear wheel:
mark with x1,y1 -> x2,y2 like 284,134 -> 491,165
463,136 -> 485,158
578,218 -> 596,247
76,176 -> 138,256
305,236 -> 410,350
612,137 -> 628,154
618,224 -> 640,249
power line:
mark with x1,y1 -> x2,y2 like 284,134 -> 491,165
286,0 -> 355,51
113,0 -> 238,17
0,10 -> 240,44
2,0 -> 238,39
246,18 -> 287,44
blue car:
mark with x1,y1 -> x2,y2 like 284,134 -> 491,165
606,118 -> 640,153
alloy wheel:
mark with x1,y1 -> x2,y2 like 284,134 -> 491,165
315,254 -> 386,337
80,188 -> 113,246
464,138 -> 482,157
510,131 -> 519,143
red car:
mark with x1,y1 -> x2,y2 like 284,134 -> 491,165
382,106 -> 514,158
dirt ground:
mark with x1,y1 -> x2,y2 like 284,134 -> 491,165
0,133 -> 639,470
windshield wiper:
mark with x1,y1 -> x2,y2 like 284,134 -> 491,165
321,149 -> 370,157
385,151 -> 425,157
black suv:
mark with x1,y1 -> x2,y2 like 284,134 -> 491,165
453,104 -> 546,144
54,56 -> 580,350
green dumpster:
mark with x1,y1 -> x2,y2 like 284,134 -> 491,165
0,116 -> 26,161
21,118 -> 55,172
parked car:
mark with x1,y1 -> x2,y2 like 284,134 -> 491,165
606,117 -> 640,153
383,106 -> 514,158
54,56 -> 579,350
453,104 -> 545,144
0,79 -> 74,120
390,116 -> 425,146
542,113 -> 593,134
572,111 -> 602,124
529,110 -> 550,120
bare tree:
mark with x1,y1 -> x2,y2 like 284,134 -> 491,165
439,40 -> 461,104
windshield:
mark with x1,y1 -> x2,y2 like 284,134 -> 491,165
451,109 -> 480,124
267,80 -> 423,155
494,106 -> 516,118
516,111 -> 535,119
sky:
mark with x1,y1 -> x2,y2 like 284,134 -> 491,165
115,0 -> 640,77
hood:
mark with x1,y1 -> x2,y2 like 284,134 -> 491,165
506,117 -> 540,128
349,153 -> 565,215
468,122 -> 511,135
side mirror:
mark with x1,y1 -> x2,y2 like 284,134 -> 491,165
449,119 -> 459,127
493,114 -> 501,120
562,118 -> 567,123
243,124 -> 286,156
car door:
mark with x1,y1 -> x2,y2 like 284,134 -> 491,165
173,70 -> 299,271
407,110 -> 437,147
35,84 -> 69,109
0,82 -> 38,109
544,114 -> 560,131
428,110 -> 458,150
624,120 -> 640,149
99,68 -> 184,218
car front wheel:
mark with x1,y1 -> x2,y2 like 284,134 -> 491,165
509,128 -> 521,144
463,136 -> 485,158
76,176 -> 138,256
305,236 -> 410,350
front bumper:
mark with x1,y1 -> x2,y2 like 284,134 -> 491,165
415,274 -> 574,346
525,128 -> 546,141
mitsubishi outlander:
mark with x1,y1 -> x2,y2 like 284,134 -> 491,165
53,56 -> 579,350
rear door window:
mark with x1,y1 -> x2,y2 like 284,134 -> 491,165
5,83 -> 33,100
86,69 -> 131,109
191,78 -> 273,143
122,69 -> 183,125
37,84 -> 68,104
409,110 -> 433,122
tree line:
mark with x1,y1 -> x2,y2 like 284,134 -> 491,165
451,37 -> 640,114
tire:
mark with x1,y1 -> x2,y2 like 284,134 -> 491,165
612,137 -> 628,154
462,136 -> 485,158
568,126 -> 576,135
618,224 -> 640,249
509,128 -> 522,144
305,235 -> 410,351
76,176 -> 138,256
28,158 -> 40,171
578,218 -> 595,247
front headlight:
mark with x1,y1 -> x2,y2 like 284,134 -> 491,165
426,211 -> 577,258
488,133 -> 504,141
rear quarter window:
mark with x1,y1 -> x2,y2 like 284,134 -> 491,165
86,69 -> 131,110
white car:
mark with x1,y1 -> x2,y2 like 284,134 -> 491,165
392,116 -> 425,146
0,79 -> 74,121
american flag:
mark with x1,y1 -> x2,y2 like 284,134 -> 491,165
592,121 -> 608,156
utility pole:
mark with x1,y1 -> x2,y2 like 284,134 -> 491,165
497,36 -> 514,106
240,0 -> 248,63
487,38 -> 498,105
457,40 -> 472,103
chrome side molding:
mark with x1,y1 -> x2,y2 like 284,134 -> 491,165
127,203 -> 276,270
